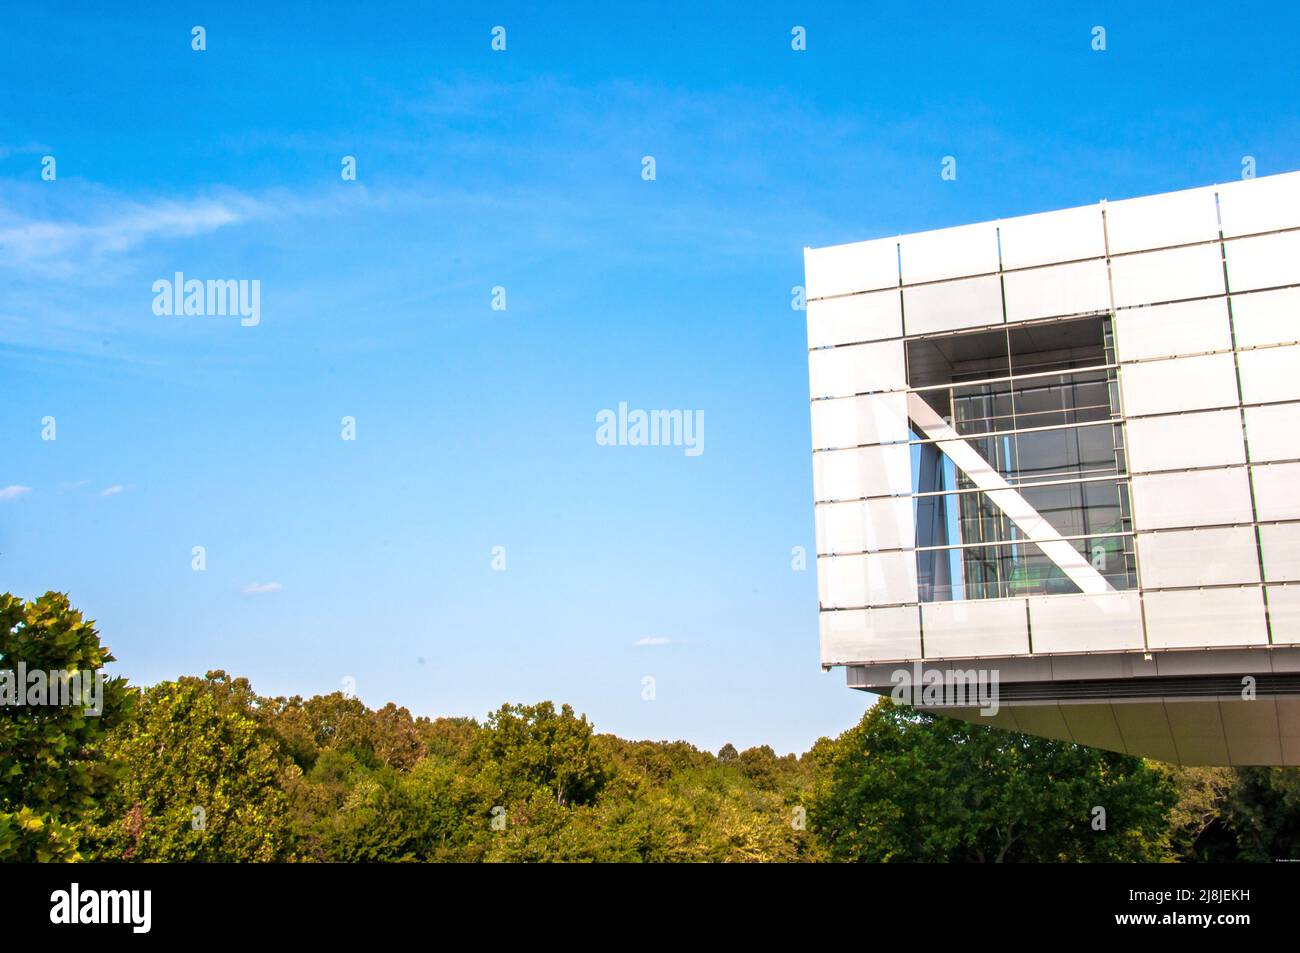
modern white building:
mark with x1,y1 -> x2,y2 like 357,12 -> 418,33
805,170 -> 1300,765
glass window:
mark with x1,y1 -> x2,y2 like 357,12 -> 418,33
907,314 -> 1136,602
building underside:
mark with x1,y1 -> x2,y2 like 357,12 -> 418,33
847,648 -> 1300,765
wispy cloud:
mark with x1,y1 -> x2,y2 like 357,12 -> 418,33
0,485 -> 32,501
99,485 -> 126,497
633,637 -> 672,647
0,192 -> 263,277
243,582 -> 282,595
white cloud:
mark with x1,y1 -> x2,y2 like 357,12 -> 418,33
633,637 -> 671,647
99,485 -> 126,497
0,485 -> 32,501
243,582 -> 282,594
0,190 -> 264,277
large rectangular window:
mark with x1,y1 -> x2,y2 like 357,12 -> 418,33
908,315 -> 1138,601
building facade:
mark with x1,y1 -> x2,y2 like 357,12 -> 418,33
804,171 -> 1300,765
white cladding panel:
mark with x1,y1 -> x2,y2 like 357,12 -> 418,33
921,599 -> 1030,658
1130,468 -> 1255,530
820,607 -> 921,664
1028,591 -> 1145,653
1126,409 -> 1246,472
804,238 -> 899,299
1251,463 -> 1300,521
1002,258 -> 1110,323
815,497 -> 913,554
902,274 -> 1003,334
1120,352 -> 1240,416
812,444 -> 911,502
1261,522 -> 1300,583
1245,403 -> 1300,462
1263,585 -> 1300,645
1143,587 -> 1269,649
1114,298 -> 1232,362
1225,231 -> 1300,292
1238,345 -> 1300,404
806,289 -> 903,348
1231,289 -> 1300,348
808,339 -> 906,399
898,222 -> 1000,284
997,204 -> 1106,270
1104,185 -> 1220,254
810,392 -> 908,450
1218,171 -> 1300,237
817,553 -> 918,608
1136,527 -> 1261,589
1110,243 -> 1225,308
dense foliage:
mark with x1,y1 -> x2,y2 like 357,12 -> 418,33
3,592 -> 1300,862
0,592 -> 131,861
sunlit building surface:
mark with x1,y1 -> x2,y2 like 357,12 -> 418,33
805,171 -> 1300,765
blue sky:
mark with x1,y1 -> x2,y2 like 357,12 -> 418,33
3,2 -> 1299,754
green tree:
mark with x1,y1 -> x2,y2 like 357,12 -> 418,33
809,700 -> 1176,862
77,671 -> 295,861
0,592 -> 131,862
1161,765 -> 1235,860
1218,767 -> 1300,861
472,702 -> 611,807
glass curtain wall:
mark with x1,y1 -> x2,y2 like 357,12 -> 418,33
910,315 -> 1138,602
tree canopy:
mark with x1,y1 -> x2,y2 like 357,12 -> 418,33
3,591 -> 1298,863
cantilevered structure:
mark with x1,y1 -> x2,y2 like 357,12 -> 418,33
804,171 -> 1300,765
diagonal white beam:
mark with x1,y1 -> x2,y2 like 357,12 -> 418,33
906,391 -> 1115,595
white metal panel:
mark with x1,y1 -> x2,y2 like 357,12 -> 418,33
806,289 -> 903,348
1131,468 -> 1255,530
1261,523 -> 1300,583
815,497 -> 913,554
812,444 -> 912,502
921,598 -> 1030,658
818,552 -> 918,608
1137,527 -> 1261,588
810,392 -> 908,450
807,339 -> 906,399
997,203 -> 1107,270
1114,298 -> 1232,362
902,274 -> 1003,335
1263,585 -> 1300,645
1126,409 -> 1246,472
1225,231 -> 1300,292
1027,591 -> 1145,653
1104,185 -> 1221,254
898,221 -> 1000,284
1110,243 -> 1226,308
804,238 -> 899,299
819,607 -> 921,664
1217,171 -> 1300,238
1001,258 -> 1111,324
1251,463 -> 1300,521
1120,353 -> 1239,416
1239,345 -> 1300,404
1142,587 -> 1269,649
1245,403 -> 1300,462
1231,288 -> 1300,348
